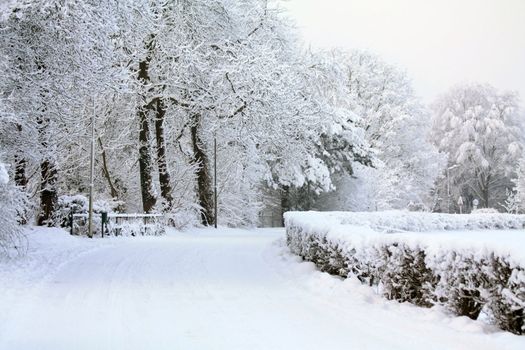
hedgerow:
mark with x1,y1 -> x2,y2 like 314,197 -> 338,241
285,212 -> 525,335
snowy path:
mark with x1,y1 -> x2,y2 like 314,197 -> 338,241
0,228 -> 523,350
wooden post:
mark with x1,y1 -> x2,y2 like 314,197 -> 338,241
214,136 -> 217,229
69,210 -> 74,235
101,212 -> 107,238
88,96 -> 95,238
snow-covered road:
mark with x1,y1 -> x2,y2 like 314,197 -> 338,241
0,228 -> 523,350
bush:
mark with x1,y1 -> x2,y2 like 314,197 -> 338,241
486,259 -> 524,334
380,244 -> 436,307
53,194 -> 124,228
53,194 -> 130,236
285,212 -> 525,335
432,251 -> 486,319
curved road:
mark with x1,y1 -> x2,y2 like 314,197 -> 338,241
0,229 -> 522,349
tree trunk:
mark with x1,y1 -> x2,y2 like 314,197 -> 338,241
14,125 -> 28,188
38,158 -> 58,226
138,102 -> 157,213
14,155 -> 27,188
481,174 -> 490,208
280,185 -> 290,226
137,41 -> 157,213
14,154 -> 28,224
14,124 -> 28,223
482,186 -> 490,208
154,98 -> 174,211
190,114 -> 214,226
36,114 -> 57,226
97,137 -> 119,200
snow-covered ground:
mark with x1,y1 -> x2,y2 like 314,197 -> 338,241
0,227 -> 523,350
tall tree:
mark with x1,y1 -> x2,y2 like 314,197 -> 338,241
430,83 -> 523,211
1,0 -> 125,223
0,160 -> 27,256
315,51 -> 443,212
136,37 -> 158,213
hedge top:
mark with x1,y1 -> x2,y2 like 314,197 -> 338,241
284,211 -> 525,265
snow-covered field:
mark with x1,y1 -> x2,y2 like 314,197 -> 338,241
0,227 -> 524,350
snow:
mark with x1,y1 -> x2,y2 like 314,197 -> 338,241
285,210 -> 525,232
1,226 -> 524,349
0,162 -> 8,185
0,227 -> 116,331
284,211 -> 525,264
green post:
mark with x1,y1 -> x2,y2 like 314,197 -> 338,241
101,212 -> 108,238
69,210 -> 74,235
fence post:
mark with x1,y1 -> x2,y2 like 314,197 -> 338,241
69,210 -> 74,235
101,212 -> 108,238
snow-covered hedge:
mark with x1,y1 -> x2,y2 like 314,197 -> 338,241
315,210 -> 525,232
284,211 -> 525,335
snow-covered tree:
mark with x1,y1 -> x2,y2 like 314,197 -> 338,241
504,157 -> 525,213
430,84 -> 523,211
4,1 -> 488,229
271,50 -> 374,213
0,1 -> 445,227
0,160 -> 27,256
109,1 -> 374,225
317,50 -> 442,211
0,0 -> 123,224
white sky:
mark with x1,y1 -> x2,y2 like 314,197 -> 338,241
281,0 -> 525,105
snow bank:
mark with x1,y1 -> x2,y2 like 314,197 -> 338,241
284,211 -> 525,335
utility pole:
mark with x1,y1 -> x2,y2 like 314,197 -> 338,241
214,136 -> 217,229
447,167 -> 450,213
88,96 -> 95,238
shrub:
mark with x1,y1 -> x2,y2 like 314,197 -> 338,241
53,194 -> 124,228
381,244 -> 436,307
284,212 -> 525,335
486,259 -> 524,334
433,251 -> 487,319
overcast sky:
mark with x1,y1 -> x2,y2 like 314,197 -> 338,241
281,0 -> 525,105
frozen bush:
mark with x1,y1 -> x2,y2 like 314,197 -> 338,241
380,244 -> 436,307
284,211 -> 525,335
486,258 -> 524,334
433,251 -> 487,319
54,194 -> 128,236
54,195 -> 89,227
54,194 -> 124,228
